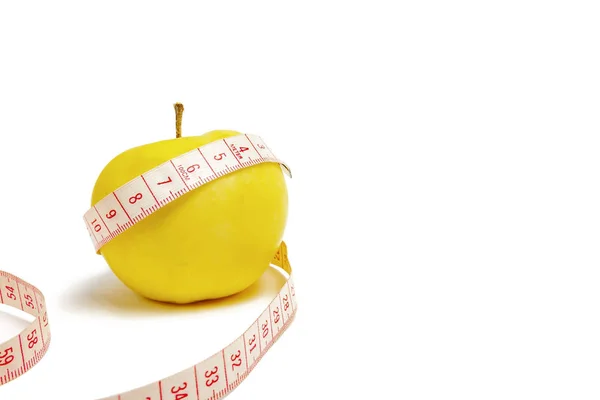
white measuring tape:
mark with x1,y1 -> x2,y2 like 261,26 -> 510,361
0,133 -> 297,399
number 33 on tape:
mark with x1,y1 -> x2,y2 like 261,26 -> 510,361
0,134 -> 297,399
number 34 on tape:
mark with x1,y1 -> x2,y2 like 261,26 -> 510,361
0,133 -> 298,400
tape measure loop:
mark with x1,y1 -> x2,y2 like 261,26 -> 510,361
0,135 -> 297,398
0,270 -> 51,387
84,134 -> 290,253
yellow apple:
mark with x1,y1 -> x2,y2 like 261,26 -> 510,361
90,128 -> 288,304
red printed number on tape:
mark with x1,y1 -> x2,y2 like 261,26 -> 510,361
0,134 -> 296,400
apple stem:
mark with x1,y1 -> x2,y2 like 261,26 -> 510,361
174,103 -> 184,138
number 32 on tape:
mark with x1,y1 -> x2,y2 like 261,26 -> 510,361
0,133 -> 297,400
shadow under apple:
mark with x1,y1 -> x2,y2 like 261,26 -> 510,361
59,266 -> 287,316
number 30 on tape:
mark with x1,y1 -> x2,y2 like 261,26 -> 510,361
0,133 -> 297,399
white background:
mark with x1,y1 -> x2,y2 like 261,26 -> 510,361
1,1 -> 599,399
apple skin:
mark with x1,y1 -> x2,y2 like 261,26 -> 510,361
91,130 -> 288,304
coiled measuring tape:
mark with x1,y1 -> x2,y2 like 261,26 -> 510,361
0,133 -> 297,399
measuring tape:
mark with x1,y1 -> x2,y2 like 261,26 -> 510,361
0,133 -> 297,399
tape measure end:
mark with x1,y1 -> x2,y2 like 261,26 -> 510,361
281,164 -> 292,178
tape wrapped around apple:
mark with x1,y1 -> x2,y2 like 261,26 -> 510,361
90,104 -> 289,304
